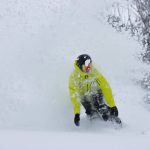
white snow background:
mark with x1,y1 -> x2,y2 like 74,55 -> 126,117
0,0 -> 150,149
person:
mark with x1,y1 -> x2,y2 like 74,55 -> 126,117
69,54 -> 119,126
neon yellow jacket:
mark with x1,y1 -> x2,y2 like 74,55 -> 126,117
69,60 -> 116,115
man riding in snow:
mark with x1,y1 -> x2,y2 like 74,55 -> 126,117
69,54 -> 119,126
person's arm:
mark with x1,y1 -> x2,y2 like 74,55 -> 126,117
95,69 -> 115,108
95,68 -> 119,116
69,73 -> 81,126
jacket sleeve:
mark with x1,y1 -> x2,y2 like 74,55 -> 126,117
69,73 -> 81,115
95,69 -> 116,108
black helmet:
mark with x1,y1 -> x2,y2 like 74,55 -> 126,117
76,54 -> 92,72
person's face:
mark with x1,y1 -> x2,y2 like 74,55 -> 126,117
82,60 -> 92,73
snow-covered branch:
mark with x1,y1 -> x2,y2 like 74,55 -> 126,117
107,0 -> 150,63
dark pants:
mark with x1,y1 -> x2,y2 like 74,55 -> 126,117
81,89 -> 104,115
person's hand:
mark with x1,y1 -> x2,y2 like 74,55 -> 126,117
110,106 -> 118,117
74,114 -> 80,126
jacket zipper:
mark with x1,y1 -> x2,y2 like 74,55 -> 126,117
86,79 -> 89,91
87,83 -> 88,91
85,75 -> 89,91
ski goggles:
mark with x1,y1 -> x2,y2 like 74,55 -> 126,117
82,63 -> 92,73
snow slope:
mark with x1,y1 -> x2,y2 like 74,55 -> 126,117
0,0 -> 150,149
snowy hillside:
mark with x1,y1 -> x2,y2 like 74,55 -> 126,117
0,0 -> 150,149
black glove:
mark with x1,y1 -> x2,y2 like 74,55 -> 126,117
74,114 -> 80,126
110,106 -> 118,117
102,113 -> 109,121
